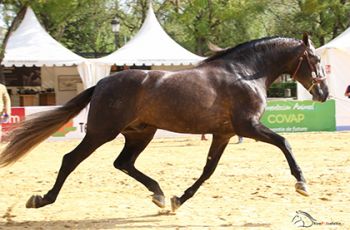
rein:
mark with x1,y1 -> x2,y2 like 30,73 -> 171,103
291,50 -> 326,92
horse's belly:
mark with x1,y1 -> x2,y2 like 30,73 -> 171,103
141,110 -> 233,134
159,122 -> 233,134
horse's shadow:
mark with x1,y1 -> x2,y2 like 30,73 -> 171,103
1,216 -> 159,229
0,212 -> 271,229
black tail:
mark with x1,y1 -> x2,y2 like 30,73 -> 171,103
0,86 -> 95,167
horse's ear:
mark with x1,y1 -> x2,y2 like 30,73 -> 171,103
207,42 -> 227,52
302,32 -> 310,47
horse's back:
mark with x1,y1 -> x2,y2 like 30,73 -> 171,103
88,68 -> 234,134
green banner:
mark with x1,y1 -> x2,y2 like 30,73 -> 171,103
261,100 -> 336,132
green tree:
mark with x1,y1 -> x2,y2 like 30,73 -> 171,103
2,0 -> 350,57
31,0 -> 119,56
267,0 -> 350,47
163,0 -> 271,55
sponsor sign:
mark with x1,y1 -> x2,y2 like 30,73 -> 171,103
50,108 -> 87,139
1,107 -> 25,131
261,100 -> 336,132
0,107 -> 87,140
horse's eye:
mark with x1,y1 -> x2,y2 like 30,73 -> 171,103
311,55 -> 320,63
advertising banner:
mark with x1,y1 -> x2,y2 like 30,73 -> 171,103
1,108 -> 26,135
261,100 -> 336,132
0,106 -> 87,140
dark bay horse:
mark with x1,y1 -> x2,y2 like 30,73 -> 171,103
0,34 -> 328,212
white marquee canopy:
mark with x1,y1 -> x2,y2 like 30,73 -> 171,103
97,3 -> 204,66
1,5 -> 204,88
2,7 -> 84,67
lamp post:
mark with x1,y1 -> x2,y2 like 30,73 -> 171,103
111,17 -> 120,49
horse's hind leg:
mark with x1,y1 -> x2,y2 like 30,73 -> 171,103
113,127 -> 165,208
26,132 -> 116,208
171,134 -> 231,212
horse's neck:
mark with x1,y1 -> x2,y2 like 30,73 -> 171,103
238,43 -> 303,88
200,40 -> 303,89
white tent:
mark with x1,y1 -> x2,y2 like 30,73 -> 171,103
1,5 -> 204,92
2,7 -> 84,67
97,3 -> 204,66
297,28 -> 350,130
0,7 -> 103,103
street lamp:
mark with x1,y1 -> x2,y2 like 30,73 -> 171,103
111,17 -> 120,49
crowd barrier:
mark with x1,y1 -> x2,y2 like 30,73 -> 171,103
1,99 -> 336,140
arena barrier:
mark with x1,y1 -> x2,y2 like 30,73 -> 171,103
1,99 -> 336,140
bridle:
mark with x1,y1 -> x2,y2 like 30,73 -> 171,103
291,50 -> 326,92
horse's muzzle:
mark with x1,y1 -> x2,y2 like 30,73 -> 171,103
313,90 -> 328,102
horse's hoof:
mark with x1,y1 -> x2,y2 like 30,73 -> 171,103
26,195 -> 42,208
170,196 -> 181,212
152,194 -> 165,208
295,181 -> 309,196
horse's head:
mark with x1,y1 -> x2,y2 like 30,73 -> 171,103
291,210 -> 317,227
292,33 -> 329,102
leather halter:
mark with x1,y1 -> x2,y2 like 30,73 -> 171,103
291,50 -> 326,92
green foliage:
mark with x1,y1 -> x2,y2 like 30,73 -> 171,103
162,0 -> 259,54
269,0 -> 350,46
268,82 -> 297,98
1,0 -> 350,55
31,0 -> 118,55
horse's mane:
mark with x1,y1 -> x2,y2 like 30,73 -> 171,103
201,36 -> 301,64
296,210 -> 318,222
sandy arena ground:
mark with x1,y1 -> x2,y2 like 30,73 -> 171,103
0,132 -> 349,229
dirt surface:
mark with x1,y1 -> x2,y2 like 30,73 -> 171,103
0,132 -> 349,229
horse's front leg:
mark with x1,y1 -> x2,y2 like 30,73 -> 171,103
236,120 -> 308,196
171,134 -> 231,212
